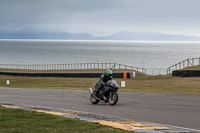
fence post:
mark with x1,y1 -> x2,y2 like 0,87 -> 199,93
192,58 -> 194,66
199,58 -> 200,65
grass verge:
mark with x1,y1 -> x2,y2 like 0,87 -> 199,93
0,69 -> 200,95
0,106 -> 130,133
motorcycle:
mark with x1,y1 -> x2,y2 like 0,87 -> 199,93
89,80 -> 119,105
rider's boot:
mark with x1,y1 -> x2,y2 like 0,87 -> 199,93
93,88 -> 99,96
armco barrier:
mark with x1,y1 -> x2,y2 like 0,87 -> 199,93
0,72 -> 135,78
172,70 -> 200,77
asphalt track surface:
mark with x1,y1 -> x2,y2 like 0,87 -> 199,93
0,87 -> 200,130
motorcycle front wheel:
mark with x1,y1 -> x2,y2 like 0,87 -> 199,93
109,92 -> 118,105
90,94 -> 99,104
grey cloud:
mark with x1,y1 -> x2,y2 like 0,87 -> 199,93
0,0 -> 132,30
0,0 -> 200,36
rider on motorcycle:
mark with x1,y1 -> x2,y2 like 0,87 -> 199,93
94,70 -> 112,96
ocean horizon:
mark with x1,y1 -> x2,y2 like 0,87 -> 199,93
0,39 -> 200,75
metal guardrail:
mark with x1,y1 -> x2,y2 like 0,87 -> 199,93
0,63 -> 146,74
167,58 -> 200,74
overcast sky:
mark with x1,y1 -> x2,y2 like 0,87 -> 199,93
0,0 -> 200,36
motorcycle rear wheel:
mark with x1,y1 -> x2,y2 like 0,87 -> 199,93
109,92 -> 118,105
90,94 -> 99,104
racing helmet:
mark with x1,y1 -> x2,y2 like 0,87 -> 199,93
106,70 -> 112,77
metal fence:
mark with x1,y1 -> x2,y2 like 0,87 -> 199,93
143,68 -> 168,75
0,63 -> 146,74
167,58 -> 200,74
2,58 -> 199,75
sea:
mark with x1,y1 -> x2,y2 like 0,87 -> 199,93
0,39 -> 200,75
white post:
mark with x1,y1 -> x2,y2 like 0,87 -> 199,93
133,72 -> 136,78
121,81 -> 125,87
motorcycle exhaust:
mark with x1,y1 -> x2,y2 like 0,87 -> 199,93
89,88 -> 99,100
89,88 -> 93,94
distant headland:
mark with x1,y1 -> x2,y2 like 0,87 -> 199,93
1,29 -> 200,41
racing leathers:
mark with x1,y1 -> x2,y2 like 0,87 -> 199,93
94,73 -> 112,96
